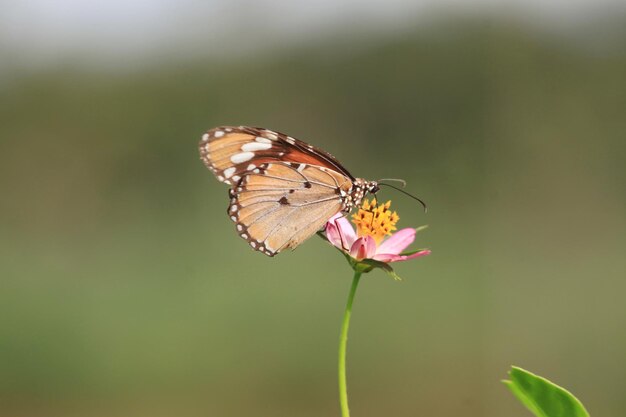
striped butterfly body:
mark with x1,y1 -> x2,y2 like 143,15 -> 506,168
199,126 -> 378,256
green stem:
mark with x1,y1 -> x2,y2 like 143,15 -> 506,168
338,271 -> 362,417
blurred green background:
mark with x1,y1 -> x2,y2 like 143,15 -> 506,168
1,2 -> 625,416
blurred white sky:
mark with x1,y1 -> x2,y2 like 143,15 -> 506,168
1,0 -> 624,68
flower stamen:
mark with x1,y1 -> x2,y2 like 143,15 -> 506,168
351,199 -> 399,244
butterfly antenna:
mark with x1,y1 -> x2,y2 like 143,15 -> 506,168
376,178 -> 407,188
378,183 -> 427,213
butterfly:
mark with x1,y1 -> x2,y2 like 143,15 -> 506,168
199,126 -> 379,257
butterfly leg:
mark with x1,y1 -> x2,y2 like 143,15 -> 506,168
333,215 -> 352,252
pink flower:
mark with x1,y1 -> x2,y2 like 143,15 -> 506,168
325,213 -> 431,263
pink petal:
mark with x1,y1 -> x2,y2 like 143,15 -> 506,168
373,249 -> 431,263
376,228 -> 416,256
350,236 -> 377,261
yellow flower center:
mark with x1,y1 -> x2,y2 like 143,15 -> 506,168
351,198 -> 399,244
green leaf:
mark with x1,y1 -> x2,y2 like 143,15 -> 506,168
414,225 -> 429,234
358,259 -> 402,280
378,262 -> 402,281
503,366 -> 590,417
348,258 -> 402,280
399,248 -> 429,257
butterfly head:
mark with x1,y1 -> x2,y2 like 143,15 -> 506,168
343,178 -> 379,212
367,181 -> 380,195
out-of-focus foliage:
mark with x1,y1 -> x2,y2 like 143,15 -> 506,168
1,20 -> 625,417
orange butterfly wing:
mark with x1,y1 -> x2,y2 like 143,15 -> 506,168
199,126 -> 366,256
199,126 -> 354,185
228,162 -> 353,256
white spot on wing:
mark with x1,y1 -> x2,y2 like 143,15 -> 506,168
297,164 -> 306,172
230,152 -> 255,164
264,132 -> 278,140
202,133 -> 210,142
224,167 -> 236,178
217,175 -> 224,182
255,136 -> 272,144
242,142 -> 272,152
214,131 -> 224,138
246,164 -> 256,171
232,175 -> 241,182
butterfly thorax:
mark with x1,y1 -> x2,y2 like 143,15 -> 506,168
342,179 -> 379,213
